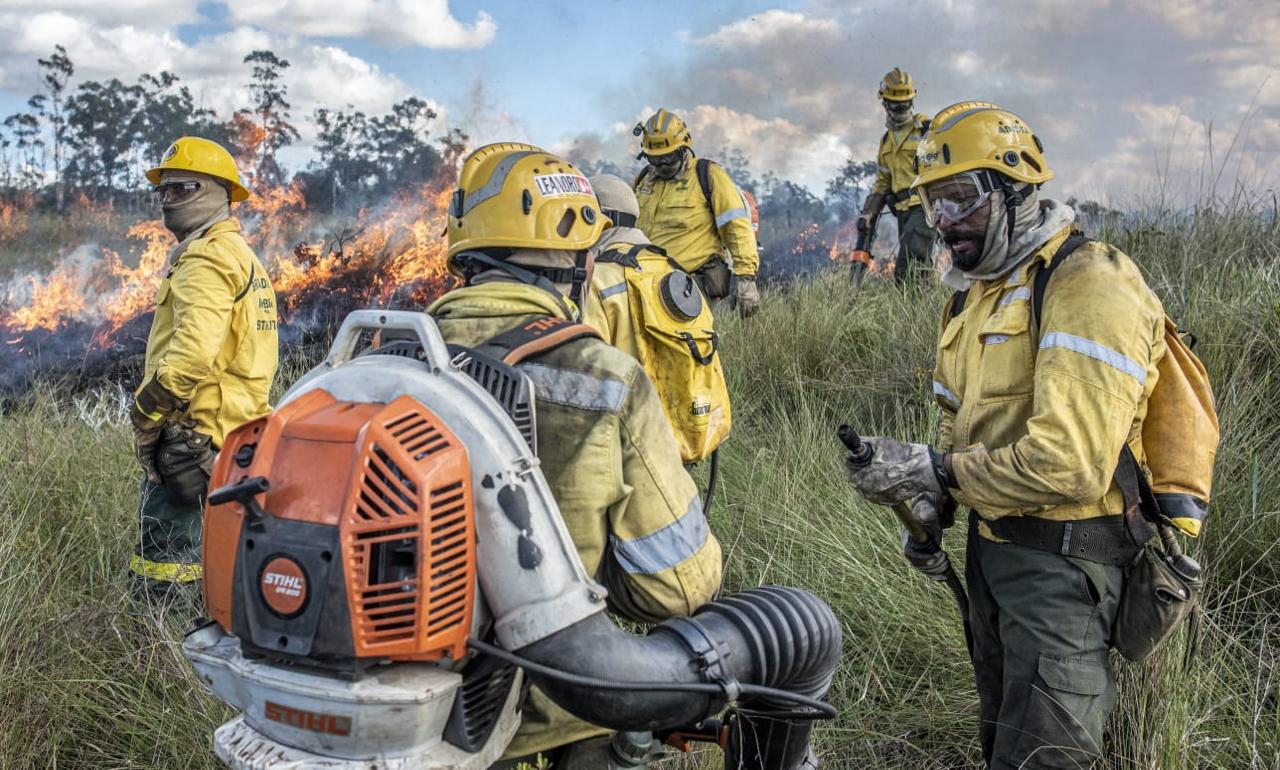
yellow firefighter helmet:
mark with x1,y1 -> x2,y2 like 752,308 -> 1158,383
634,108 -> 693,157
145,136 -> 250,202
878,68 -> 917,102
911,101 -> 1054,190
446,143 -> 607,263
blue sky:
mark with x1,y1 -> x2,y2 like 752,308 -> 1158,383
0,0 -> 1277,200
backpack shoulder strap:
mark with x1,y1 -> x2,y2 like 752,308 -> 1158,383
633,166 -> 650,189
597,242 -> 666,270
232,260 -> 256,303
475,316 -> 601,366
920,117 -> 932,133
695,158 -> 715,218
947,289 -> 969,320
1032,232 -> 1093,329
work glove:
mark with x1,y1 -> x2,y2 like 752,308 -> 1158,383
131,376 -> 189,484
842,436 -> 944,506
735,275 -> 761,318
133,426 -> 163,484
900,494 -> 953,581
156,420 -> 215,506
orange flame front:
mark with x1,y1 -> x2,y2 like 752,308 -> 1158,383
1,177 -> 458,346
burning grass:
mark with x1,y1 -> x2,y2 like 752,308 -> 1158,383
0,181 -> 458,394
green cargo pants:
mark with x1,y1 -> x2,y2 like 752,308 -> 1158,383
130,478 -> 204,586
966,513 -> 1124,769
893,205 -> 937,285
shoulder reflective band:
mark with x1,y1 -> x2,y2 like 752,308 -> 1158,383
609,497 -> 709,575
933,380 -> 961,408
715,207 -> 748,229
1039,332 -> 1147,385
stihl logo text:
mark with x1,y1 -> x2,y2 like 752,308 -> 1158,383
264,701 -> 352,736
264,571 -> 303,596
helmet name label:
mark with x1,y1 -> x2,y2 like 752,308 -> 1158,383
534,173 -> 593,198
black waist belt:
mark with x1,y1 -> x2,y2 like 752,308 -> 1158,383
983,513 -> 1141,566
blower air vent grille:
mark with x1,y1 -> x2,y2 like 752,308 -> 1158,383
343,396 -> 476,661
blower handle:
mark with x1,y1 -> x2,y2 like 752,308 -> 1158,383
208,476 -> 271,529
323,309 -> 453,370
837,424 -> 931,546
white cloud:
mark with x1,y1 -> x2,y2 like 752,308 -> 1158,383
637,0 -> 1280,204
0,13 -> 435,164
695,9 -> 841,48
226,0 -> 497,49
0,0 -> 200,29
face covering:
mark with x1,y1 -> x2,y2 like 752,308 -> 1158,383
648,148 -> 688,180
884,101 -> 914,130
941,185 -> 1078,288
159,170 -> 231,243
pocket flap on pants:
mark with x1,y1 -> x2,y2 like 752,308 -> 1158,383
1037,654 -> 1108,696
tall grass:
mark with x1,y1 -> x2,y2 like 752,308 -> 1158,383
0,200 -> 1276,768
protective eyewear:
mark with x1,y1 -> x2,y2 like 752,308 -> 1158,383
919,171 -> 994,228
152,180 -> 203,205
883,99 -> 913,113
645,152 -> 683,168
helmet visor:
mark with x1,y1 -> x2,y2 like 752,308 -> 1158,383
920,171 -> 993,228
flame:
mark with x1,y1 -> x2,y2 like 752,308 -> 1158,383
98,221 -> 173,335
825,221 -> 894,278
2,174 -> 459,348
2,261 -> 88,331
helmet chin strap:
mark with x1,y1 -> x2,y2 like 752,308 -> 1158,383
454,250 -> 587,321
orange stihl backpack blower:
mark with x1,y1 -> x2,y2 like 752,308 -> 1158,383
184,310 -> 841,769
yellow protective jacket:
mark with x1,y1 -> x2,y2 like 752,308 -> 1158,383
428,281 -> 723,756
871,113 -> 931,211
933,227 -> 1167,540
583,258 -> 638,359
140,219 -> 278,447
635,155 -> 760,276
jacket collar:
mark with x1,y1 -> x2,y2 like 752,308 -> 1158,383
428,280 -> 573,321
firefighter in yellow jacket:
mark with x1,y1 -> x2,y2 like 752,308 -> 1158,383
860,68 -> 938,283
130,137 -> 279,596
430,143 -> 722,767
583,173 -> 647,357
633,108 -> 761,317
843,103 -> 1167,768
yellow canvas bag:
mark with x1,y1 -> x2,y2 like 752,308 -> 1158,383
597,244 -> 731,462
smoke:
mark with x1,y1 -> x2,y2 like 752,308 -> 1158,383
589,2 -> 1280,201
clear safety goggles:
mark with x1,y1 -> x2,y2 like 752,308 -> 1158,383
919,171 -> 994,228
883,99 -> 913,113
151,180 -> 203,205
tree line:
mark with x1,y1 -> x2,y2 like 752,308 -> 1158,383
0,47 -> 457,213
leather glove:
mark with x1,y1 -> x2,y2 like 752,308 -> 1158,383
735,275 -> 761,318
900,494 -> 953,582
842,436 -> 943,506
157,420 -> 215,506
133,426 -> 163,484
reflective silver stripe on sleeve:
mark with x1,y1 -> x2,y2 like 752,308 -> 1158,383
933,380 -> 961,408
598,282 -> 628,300
1039,332 -> 1147,384
610,497 -> 708,575
715,207 -> 748,228
520,363 -> 628,412
998,286 -> 1032,306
